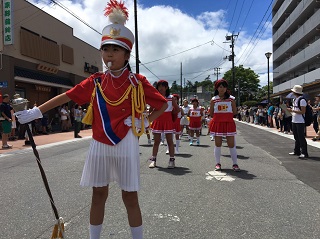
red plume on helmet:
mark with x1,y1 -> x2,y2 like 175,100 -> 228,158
101,0 -> 134,51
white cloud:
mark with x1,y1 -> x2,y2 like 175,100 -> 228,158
28,0 -> 272,86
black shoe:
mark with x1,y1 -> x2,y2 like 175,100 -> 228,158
312,137 -> 319,141
25,140 -> 31,145
75,135 -> 82,138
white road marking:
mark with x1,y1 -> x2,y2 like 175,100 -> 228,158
206,171 -> 235,182
153,213 -> 180,222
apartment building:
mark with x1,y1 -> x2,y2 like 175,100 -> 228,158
0,0 -> 101,111
272,0 -> 320,100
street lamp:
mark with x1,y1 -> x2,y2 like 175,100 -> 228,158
265,52 -> 272,103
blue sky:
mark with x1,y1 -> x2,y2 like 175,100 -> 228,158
138,0 -> 273,37
29,0 -> 273,86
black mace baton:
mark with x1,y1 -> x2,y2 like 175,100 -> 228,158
25,125 -> 61,222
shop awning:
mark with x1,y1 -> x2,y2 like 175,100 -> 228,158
14,67 -> 74,88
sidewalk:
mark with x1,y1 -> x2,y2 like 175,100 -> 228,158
236,120 -> 320,149
0,128 -> 92,155
1,122 -> 318,155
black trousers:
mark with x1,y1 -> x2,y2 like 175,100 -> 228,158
292,123 -> 308,156
74,121 -> 81,137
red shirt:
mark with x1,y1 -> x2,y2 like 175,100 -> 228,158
66,70 -> 166,145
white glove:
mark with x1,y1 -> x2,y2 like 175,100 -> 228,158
124,116 -> 149,129
15,106 -> 43,124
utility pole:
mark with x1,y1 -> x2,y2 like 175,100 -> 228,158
213,67 -> 221,81
180,62 -> 183,105
237,79 -> 240,106
134,0 -> 139,74
225,34 -> 238,95
184,78 -> 186,101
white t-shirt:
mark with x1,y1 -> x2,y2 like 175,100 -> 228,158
60,108 -> 68,120
292,96 -> 307,123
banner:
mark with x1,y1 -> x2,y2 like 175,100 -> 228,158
3,0 -> 13,45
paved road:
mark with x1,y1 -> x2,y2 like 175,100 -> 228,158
0,122 -> 320,239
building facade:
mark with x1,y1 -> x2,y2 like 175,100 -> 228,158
0,0 -> 101,119
272,0 -> 320,99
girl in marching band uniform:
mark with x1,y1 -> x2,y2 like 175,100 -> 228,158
15,1 -> 167,238
209,79 -> 240,171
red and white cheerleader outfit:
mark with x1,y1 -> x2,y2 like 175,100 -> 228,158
173,107 -> 182,134
209,95 -> 236,136
151,95 -> 175,134
188,106 -> 202,130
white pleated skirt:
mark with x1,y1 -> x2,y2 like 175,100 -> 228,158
80,130 -> 140,192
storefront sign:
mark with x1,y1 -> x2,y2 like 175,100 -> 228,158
37,64 -> 59,74
3,0 -> 13,45
0,81 -> 8,88
35,85 -> 51,92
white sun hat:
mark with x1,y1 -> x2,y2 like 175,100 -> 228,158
291,85 -> 303,95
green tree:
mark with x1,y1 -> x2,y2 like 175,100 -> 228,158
222,65 -> 260,105
170,80 -> 180,94
256,81 -> 273,102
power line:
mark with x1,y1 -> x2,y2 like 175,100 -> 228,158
233,0 -> 245,33
239,12 -> 272,65
238,0 -> 255,33
14,2 -> 48,29
227,0 -> 239,34
235,0 -> 273,65
142,41 -> 213,65
50,0 -> 101,35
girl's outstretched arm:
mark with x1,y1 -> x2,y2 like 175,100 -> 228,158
39,93 -> 71,114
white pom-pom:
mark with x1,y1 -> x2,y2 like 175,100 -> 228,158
109,8 -> 127,24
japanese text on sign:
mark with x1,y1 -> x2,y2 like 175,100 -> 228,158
3,0 -> 13,45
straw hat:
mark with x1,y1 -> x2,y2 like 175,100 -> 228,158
291,85 -> 303,95
101,0 -> 134,51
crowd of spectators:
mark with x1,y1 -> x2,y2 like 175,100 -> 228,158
237,96 -> 320,138
1,94 -> 90,149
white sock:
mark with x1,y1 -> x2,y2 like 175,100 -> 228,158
89,224 -> 102,239
161,133 -> 165,142
131,225 -> 143,239
214,146 -> 221,164
176,139 -> 180,149
229,146 -> 238,165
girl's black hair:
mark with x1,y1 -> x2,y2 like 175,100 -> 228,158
125,60 -> 132,72
214,81 -> 230,98
156,81 -> 170,97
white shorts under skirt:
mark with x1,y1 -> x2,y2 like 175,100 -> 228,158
80,130 -> 140,192
180,116 -> 189,126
